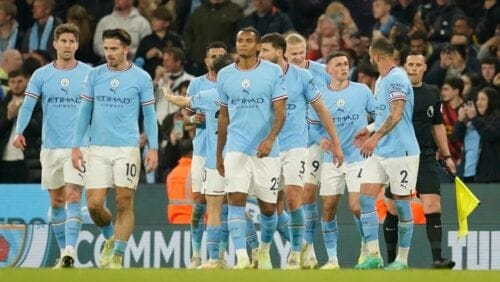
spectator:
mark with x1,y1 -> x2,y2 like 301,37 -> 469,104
461,87 -> 500,182
135,6 -> 184,78
324,1 -> 359,45
477,32 -> 499,60
93,0 -> 152,60
0,49 -> 22,95
452,16 -> 479,46
475,0 -> 500,44
453,98 -> 480,183
391,0 -> 417,27
0,1 -> 22,58
166,134 -> 194,224
409,30 -> 439,67
316,33 -> 340,64
183,0 -> 243,76
440,77 -> 465,166
238,0 -> 294,36
424,0 -> 465,43
306,14 -> 338,61
355,62 -> 378,92
21,0 -> 62,59
460,72 -> 481,101
25,49 -> 51,67
372,0 -> 398,39
154,47 -> 194,125
66,4 -> 100,65
0,69 -> 41,183
478,56 -> 499,88
137,0 -> 159,22
425,43 -> 473,86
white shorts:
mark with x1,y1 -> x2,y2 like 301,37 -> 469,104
320,161 -> 365,196
362,155 -> 420,196
86,146 -> 141,190
303,144 -> 323,185
202,168 -> 225,196
40,148 -> 88,189
191,155 -> 206,193
279,147 -> 307,189
224,152 -> 281,204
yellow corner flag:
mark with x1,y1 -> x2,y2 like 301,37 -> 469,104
455,177 -> 480,238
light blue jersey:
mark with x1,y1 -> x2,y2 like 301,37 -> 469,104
279,63 -> 321,152
305,60 -> 329,146
373,67 -> 419,157
318,82 -> 375,163
190,88 -> 219,169
72,63 -> 159,149
16,61 -> 91,148
186,74 -> 217,157
217,59 -> 287,157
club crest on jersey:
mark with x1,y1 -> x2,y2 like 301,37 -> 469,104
241,79 -> 250,88
336,98 -> 345,107
60,78 -> 70,87
427,105 -> 434,117
110,79 -> 120,88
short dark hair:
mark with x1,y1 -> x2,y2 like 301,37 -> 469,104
405,51 -> 426,63
163,47 -> 186,64
206,41 -> 228,55
178,139 -> 193,157
356,63 -> 379,78
238,26 -> 261,43
102,28 -> 132,46
151,6 -> 173,22
8,69 -> 27,79
477,86 -> 499,117
480,56 -> 499,71
409,30 -> 428,42
325,51 -> 350,64
213,54 -> 234,73
443,77 -> 464,95
54,23 -> 80,41
261,33 -> 287,53
370,37 -> 394,57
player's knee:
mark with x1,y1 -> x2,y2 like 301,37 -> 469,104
349,205 -> 361,217
423,200 -> 441,214
259,203 -> 276,216
115,194 -> 133,212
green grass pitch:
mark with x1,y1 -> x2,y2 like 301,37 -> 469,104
1,269 -> 499,282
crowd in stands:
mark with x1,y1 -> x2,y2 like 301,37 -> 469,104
0,0 -> 499,184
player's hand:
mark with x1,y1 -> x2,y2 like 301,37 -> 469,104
445,157 -> 456,175
360,135 -> 378,158
216,156 -> 225,177
193,112 -> 206,124
256,138 -> 273,158
332,141 -> 344,168
144,149 -> 158,173
71,148 -> 86,172
354,127 -> 370,148
12,134 -> 26,150
319,138 -> 333,151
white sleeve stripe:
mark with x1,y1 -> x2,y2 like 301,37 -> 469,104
272,95 -> 288,101
388,96 -> 407,103
308,93 -> 321,104
142,100 -> 155,106
81,95 -> 94,101
24,92 -> 39,100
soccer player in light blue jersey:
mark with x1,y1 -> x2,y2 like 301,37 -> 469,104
315,51 -> 375,269
216,27 -> 287,269
13,23 -> 91,268
284,33 -> 336,268
71,29 -> 159,269
164,54 -> 235,269
354,37 -> 420,270
183,41 -> 227,269
259,33 -> 343,269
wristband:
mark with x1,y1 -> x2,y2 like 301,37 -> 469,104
189,115 -> 196,124
366,123 -> 376,133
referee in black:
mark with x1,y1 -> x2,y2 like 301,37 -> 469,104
383,51 -> 457,269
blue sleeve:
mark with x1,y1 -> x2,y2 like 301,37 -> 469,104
72,98 -> 93,147
303,70 -> 321,104
217,73 -> 228,106
15,96 -> 38,134
143,104 -> 159,149
387,73 -> 408,103
272,66 -> 287,101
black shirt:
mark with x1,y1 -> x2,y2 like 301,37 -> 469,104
412,83 -> 443,156
135,31 -> 184,78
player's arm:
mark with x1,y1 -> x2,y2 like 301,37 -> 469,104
142,102 -> 159,173
216,105 -> 229,177
71,97 -> 93,171
13,94 -> 38,150
360,99 -> 405,158
256,98 -> 286,158
163,88 -> 191,107
311,99 -> 344,167
431,123 -> 456,174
